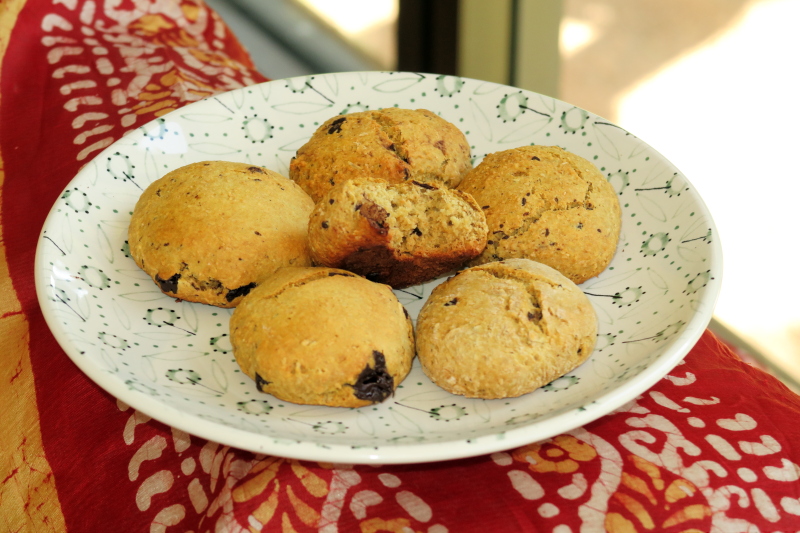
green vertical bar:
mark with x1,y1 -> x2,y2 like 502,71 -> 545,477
513,0 -> 562,97
456,0 -> 514,85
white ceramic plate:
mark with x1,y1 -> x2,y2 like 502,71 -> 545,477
35,72 -> 721,464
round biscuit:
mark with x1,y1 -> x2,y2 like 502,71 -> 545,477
230,267 -> 415,407
289,108 -> 472,202
416,258 -> 597,399
457,145 -> 621,284
128,161 -> 314,307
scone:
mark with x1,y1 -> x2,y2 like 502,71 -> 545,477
289,108 -> 472,202
416,258 -> 597,399
308,177 -> 488,288
128,161 -> 314,307
230,267 -> 415,407
457,145 -> 621,284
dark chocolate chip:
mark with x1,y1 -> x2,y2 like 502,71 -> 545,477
327,117 -> 346,134
387,143 -> 396,152
444,297 -> 458,306
321,221 -> 329,229
532,156 -> 541,161
156,273 -> 180,293
528,310 -> 543,321
226,282 -> 257,302
358,202 -> 389,234
248,166 -> 266,174
411,180 -> 436,190
482,205 -> 490,210
521,197 -> 527,206
411,227 -> 423,236
255,373 -> 271,392
254,231 -> 262,236
329,199 -> 335,204
545,228 -> 550,236
350,350 -> 394,403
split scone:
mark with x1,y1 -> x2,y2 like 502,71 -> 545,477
308,177 -> 488,288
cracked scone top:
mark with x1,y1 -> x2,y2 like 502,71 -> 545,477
127,161 -> 314,308
289,108 -> 472,203
457,145 -> 621,284
230,267 -> 415,408
415,258 -> 597,399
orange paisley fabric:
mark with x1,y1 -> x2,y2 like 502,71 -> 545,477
3,1 -> 800,532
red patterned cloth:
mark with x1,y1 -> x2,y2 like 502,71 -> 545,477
3,1 -> 800,531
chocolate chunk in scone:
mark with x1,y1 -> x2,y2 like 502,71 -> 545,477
230,267 -> 414,407
350,350 -> 395,403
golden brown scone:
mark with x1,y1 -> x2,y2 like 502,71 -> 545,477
416,258 -> 597,399
457,145 -> 621,284
128,161 -> 314,307
308,177 -> 488,288
230,266 -> 415,407
289,108 -> 472,202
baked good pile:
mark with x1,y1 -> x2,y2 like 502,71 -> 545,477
127,108 -> 622,407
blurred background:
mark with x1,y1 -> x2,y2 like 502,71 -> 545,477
205,0 -> 800,389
